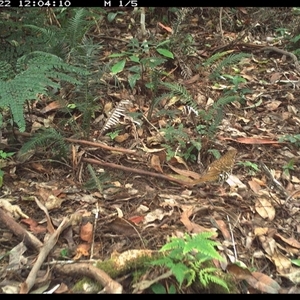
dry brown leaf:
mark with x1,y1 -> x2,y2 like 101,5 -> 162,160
248,179 -> 262,194
268,250 -> 292,274
238,7 -> 248,14
103,102 -> 113,114
150,154 -> 164,173
182,74 -> 200,85
33,196 -> 55,233
250,272 -> 281,294
278,267 -> 300,284
255,197 -> 275,220
144,208 -> 173,224
227,263 -> 253,281
80,222 -> 93,243
73,243 -> 90,260
157,21 -> 173,33
169,155 -> 189,169
109,217 -> 139,236
40,100 -> 64,113
269,72 -> 281,84
240,73 -> 254,81
221,136 -> 283,145
167,163 -> 201,180
45,194 -> 64,210
128,215 -> 144,224
114,133 -> 129,143
226,174 -> 246,188
212,218 -> 230,240
81,194 -> 97,204
30,162 -> 49,173
258,234 -> 277,256
21,218 -> 47,234
254,227 -> 268,236
180,207 -> 217,236
284,245 -> 300,255
274,233 -> 300,249
53,283 -> 69,294
265,100 -> 281,110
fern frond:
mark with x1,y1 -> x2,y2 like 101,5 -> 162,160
171,262 -> 190,287
182,105 -> 198,116
198,267 -> 229,291
0,60 -> 15,81
160,82 -> 198,111
23,24 -> 59,45
203,51 -> 232,67
210,52 -> 251,80
18,127 -> 68,158
87,164 -> 103,193
67,8 -> 91,48
214,95 -> 240,108
99,100 -> 133,135
172,8 -> 195,36
0,51 -> 86,131
183,233 -> 223,261
160,237 -> 186,252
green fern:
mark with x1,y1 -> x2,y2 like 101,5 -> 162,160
181,233 -> 223,260
87,164 -> 104,193
0,51 -> 87,132
210,52 -> 251,80
151,232 -> 229,291
0,61 -> 16,80
197,266 -> 229,291
18,127 -> 68,158
203,51 -> 232,67
159,81 -> 198,112
67,37 -> 106,137
22,8 -> 95,59
214,95 -> 240,108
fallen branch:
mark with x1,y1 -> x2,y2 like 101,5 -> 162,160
54,263 -> 123,294
5,130 -> 137,156
19,212 -> 81,294
0,208 -> 43,251
65,137 -> 137,155
82,157 -> 188,186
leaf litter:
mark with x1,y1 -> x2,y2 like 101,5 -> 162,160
1,7 -> 300,294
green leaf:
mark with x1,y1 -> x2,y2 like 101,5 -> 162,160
171,262 -> 189,286
129,55 -> 140,63
128,73 -> 140,89
107,12 -> 118,22
291,259 -> 300,267
168,284 -> 176,294
156,48 -> 174,59
128,65 -> 141,73
151,283 -> 167,294
111,59 -> 126,74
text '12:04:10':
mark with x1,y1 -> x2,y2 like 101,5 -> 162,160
18,0 -> 71,6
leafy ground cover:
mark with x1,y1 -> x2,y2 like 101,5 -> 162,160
1,7 -> 300,294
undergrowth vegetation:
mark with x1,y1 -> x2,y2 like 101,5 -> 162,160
1,7 -> 300,294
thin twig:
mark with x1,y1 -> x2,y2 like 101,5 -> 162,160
227,215 -> 238,261
219,7 -> 225,44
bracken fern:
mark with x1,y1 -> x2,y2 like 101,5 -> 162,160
0,51 -> 87,132
18,127 -> 68,158
210,52 -> 251,80
151,232 -> 229,291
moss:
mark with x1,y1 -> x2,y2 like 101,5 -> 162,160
72,277 -> 102,293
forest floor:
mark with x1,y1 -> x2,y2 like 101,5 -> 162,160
1,7 -> 300,294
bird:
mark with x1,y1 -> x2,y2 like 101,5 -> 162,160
191,148 -> 237,185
